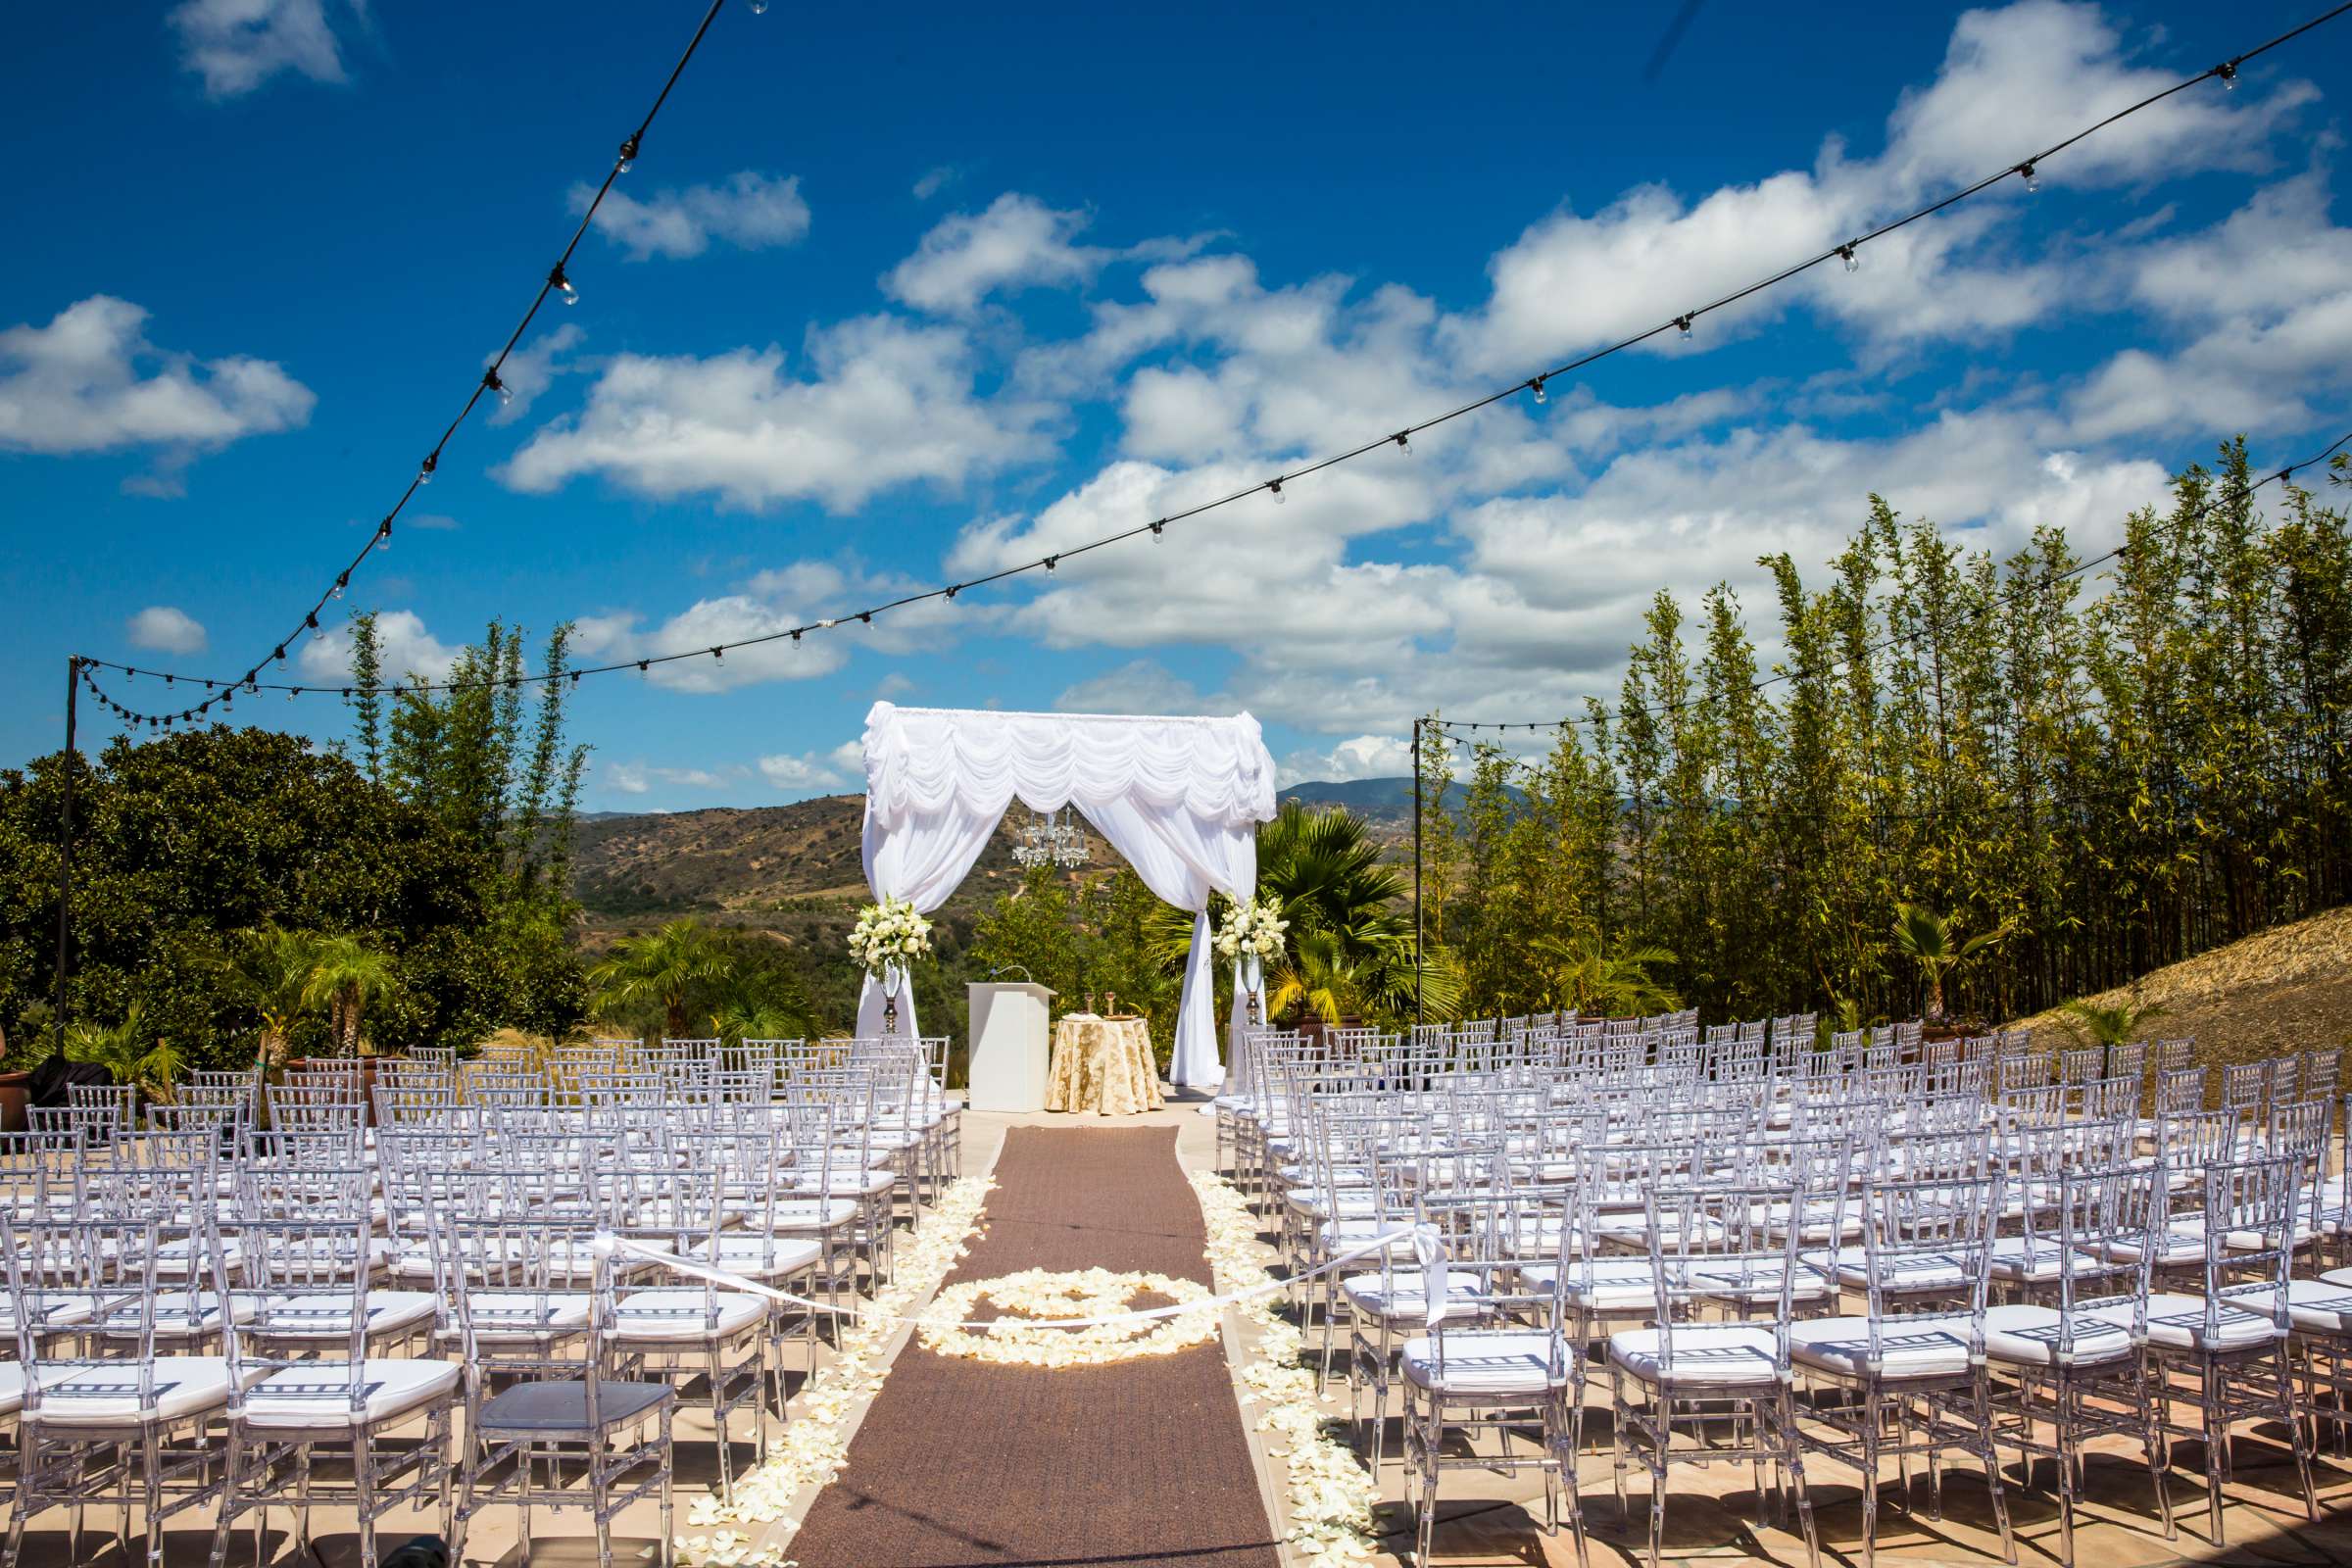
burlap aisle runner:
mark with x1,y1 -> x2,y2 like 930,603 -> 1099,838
790,1126 -> 1282,1567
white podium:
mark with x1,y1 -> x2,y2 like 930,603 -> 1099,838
966,982 -> 1055,1112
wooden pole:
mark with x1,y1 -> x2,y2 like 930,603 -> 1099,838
53,656 -> 77,1056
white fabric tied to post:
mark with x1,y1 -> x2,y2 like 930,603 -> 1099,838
854,703 -> 1278,1087
1410,1223 -> 1451,1328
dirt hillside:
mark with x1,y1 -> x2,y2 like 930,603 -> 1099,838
2011,905 -> 2352,1070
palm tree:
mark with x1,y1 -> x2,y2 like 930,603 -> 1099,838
1891,903 -> 2010,1024
215,925 -> 315,1067
1533,931 -> 1682,1017
589,918 -> 733,1041
2055,994 -> 2169,1048
299,934 -> 397,1056
1265,928 -> 1367,1029
1254,803 -> 1448,1022
66,1004 -> 186,1102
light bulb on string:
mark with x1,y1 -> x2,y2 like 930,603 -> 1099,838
376,521 -> 393,553
1394,430 -> 1412,456
1531,376 -> 1547,406
1150,521 -> 1164,543
1838,244 -> 1860,274
417,453 -> 437,486
551,265 -> 578,307
616,135 -> 640,174
1676,315 -> 1693,342
750,0 -> 768,12
2218,61 -> 2238,90
485,368 -> 512,407
1268,479 -> 1286,505
2018,162 -> 2040,193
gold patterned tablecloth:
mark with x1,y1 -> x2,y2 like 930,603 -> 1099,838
1044,1014 -> 1164,1115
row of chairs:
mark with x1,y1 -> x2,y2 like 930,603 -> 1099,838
0,1034 -> 961,1568
1221,1021 -> 2350,1568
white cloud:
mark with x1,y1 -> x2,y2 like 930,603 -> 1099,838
577,172 -> 811,262
603,760 -> 753,796
912,166 -> 960,201
1279,734 -> 1415,787
497,315 -> 1048,511
608,761 -> 651,795
170,0 -> 357,100
1441,0 -> 2312,374
886,194 -> 1102,315
757,740 -> 864,793
1054,660 -> 1211,715
0,297 -> 314,467
569,561 -> 957,695
299,610 -> 460,685
487,322 -> 583,426
126,606 -> 208,657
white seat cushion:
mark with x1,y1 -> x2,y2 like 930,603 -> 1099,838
240,1359 -> 461,1429
454,1291 -> 593,1343
93,1292 -> 259,1337
1400,1330 -> 1571,1395
1828,1248 -> 1977,1294
2215,1279 -> 2352,1337
1789,1313 -> 1977,1379
1987,1236 -> 2124,1284
252,1290 -> 439,1342
1341,1270 -> 1490,1324
0,1293 -> 100,1335
612,1289 -> 766,1341
764,1199 -> 861,1231
707,1236 -> 823,1280
2095,1223 -> 2209,1266
1522,1257 -> 1656,1311
788,1168 -> 896,1198
1609,1323 -> 1785,1388
27,1356 -> 245,1427
2088,1291 -> 2277,1352
1978,1302 -> 2134,1367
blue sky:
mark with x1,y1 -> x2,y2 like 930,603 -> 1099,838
5,1 -> 2349,811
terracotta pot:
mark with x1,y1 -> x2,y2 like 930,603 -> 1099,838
0,1070 -> 28,1134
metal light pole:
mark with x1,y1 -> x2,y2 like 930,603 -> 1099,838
53,656 -> 78,1056
1411,715 -> 1423,1028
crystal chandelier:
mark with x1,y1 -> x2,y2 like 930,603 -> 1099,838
1012,807 -> 1088,869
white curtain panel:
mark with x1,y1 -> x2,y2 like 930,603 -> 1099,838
856,702 -> 1277,1086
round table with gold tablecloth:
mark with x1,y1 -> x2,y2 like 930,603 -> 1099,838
1044,1014 -> 1165,1115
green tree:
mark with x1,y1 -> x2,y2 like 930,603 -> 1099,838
588,918 -> 734,1041
66,1004 -> 186,1102
299,932 -> 397,1055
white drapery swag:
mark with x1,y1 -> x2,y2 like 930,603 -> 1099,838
855,703 -> 1278,1087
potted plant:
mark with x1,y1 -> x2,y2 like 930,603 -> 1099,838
281,933 -> 398,1109
1892,902 -> 2011,1036
65,1004 -> 186,1107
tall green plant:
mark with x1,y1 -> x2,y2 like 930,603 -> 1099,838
589,918 -> 734,1041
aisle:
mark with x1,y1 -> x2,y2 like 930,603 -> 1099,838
791,1126 -> 1283,1567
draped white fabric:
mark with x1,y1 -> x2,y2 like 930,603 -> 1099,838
856,703 -> 1277,1086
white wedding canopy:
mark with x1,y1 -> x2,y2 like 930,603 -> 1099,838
856,701 -> 1278,1088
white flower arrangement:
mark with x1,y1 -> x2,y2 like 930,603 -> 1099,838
1212,895 -> 1289,964
1192,1168 -> 1381,1566
919,1267 -> 1218,1368
847,896 -> 932,976
673,1172 -> 995,1567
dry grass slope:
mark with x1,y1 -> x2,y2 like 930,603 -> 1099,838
2012,904 -> 2352,1071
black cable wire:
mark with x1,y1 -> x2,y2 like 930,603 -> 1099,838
76,0 -> 730,730
1425,424 -> 2352,741
77,2 -> 2352,727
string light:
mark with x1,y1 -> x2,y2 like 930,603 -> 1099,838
67,1 -> 731,731
77,4 -> 2349,724
484,368 -> 512,406
2018,161 -> 2040,193
1268,478 -> 1287,504
2218,60 -> 2239,89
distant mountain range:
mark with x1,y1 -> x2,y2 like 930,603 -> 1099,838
569,777 -> 1474,921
